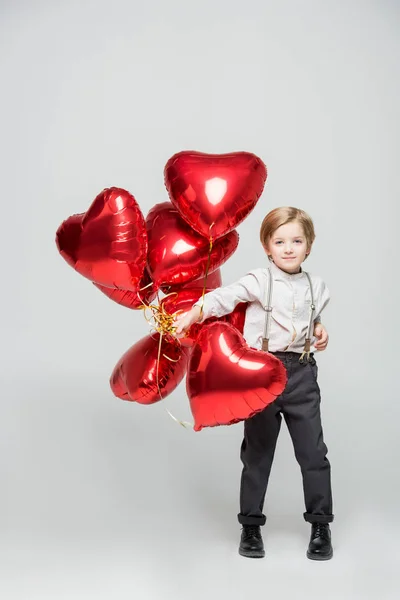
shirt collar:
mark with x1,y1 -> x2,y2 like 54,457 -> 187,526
268,259 -> 305,281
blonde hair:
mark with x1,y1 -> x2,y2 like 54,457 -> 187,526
259,207 -> 315,259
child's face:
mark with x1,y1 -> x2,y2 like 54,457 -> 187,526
264,221 -> 310,273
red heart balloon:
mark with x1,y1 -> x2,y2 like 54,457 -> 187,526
56,187 -> 147,291
146,202 -> 238,289
226,301 -> 247,335
164,151 -> 267,239
163,268 -> 222,293
93,268 -> 157,309
187,322 -> 287,431
110,333 -> 189,404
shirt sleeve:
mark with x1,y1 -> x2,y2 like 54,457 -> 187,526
192,271 -> 261,323
314,280 -> 330,323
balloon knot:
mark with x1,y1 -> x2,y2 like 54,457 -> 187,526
144,301 -> 179,340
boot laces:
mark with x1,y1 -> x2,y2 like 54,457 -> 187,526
243,525 -> 261,540
313,523 -> 329,540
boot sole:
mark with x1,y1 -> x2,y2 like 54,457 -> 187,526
306,549 -> 333,561
239,548 -> 265,559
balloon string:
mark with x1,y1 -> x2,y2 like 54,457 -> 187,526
198,223 -> 215,320
137,223 -> 214,428
158,225 -> 215,429
137,279 -> 193,428
136,224 -> 215,429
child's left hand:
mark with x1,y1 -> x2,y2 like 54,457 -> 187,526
314,323 -> 329,351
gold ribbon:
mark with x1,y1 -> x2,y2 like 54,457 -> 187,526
137,224 -> 215,429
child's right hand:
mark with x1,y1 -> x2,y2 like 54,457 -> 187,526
173,305 -> 202,338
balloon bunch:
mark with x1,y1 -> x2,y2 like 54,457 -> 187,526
56,151 -> 287,431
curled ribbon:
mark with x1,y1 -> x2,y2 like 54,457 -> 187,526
137,224 -> 215,429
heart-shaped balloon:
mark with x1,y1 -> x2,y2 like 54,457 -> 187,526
110,333 -> 189,404
226,301 -> 247,335
146,202 -> 238,289
163,268 -> 222,293
187,322 -> 287,431
93,268 -> 157,309
56,187 -> 147,291
164,151 -> 267,239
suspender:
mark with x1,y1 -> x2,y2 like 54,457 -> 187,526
300,272 -> 316,363
261,267 -> 316,363
261,268 -> 273,352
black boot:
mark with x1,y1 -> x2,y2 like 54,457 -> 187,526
307,523 -> 333,560
239,525 -> 265,558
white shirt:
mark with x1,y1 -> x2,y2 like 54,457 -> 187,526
193,261 -> 330,353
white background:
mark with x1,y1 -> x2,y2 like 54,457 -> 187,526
1,0 -> 399,598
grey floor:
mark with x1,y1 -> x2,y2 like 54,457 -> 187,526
1,374 -> 398,600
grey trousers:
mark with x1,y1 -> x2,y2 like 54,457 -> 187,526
238,351 -> 334,526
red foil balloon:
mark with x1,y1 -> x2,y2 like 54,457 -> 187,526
110,334 -> 189,404
93,268 -> 157,309
227,301 -> 247,335
56,187 -> 147,291
187,322 -> 287,431
163,269 -> 222,294
146,202 -> 238,289
164,151 -> 267,240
